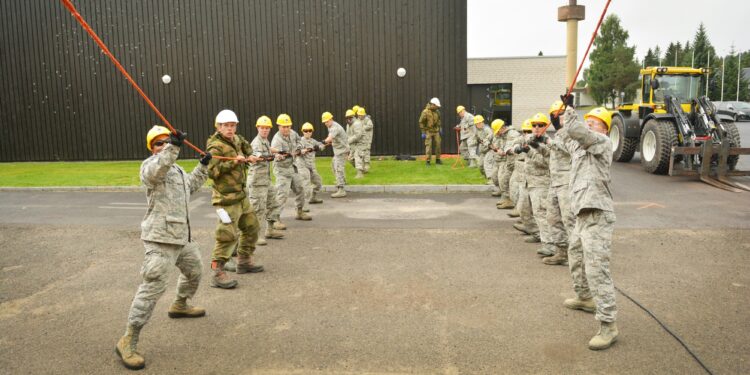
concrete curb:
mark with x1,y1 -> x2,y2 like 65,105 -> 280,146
0,185 -> 494,193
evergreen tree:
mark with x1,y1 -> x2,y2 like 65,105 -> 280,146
583,15 -> 641,106
664,42 -> 683,67
720,46 -> 750,102
681,41 -> 694,67
644,48 -> 658,67
654,46 -> 663,65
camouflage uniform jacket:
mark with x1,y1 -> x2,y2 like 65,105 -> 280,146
348,119 -> 365,147
419,105 -> 441,134
206,132 -> 253,206
474,126 -> 493,154
271,130 -> 302,176
327,121 -> 349,155
523,133 -> 550,188
248,135 -> 273,186
547,126 -> 575,188
492,128 -> 521,163
564,107 -> 614,215
511,134 -> 528,185
299,137 -> 324,170
140,144 -> 208,245
362,115 -> 374,145
458,112 -> 476,140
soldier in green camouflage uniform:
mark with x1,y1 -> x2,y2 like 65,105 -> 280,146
560,104 -> 619,351
359,108 -> 374,173
543,101 -> 576,265
272,113 -> 312,222
206,110 -> 263,290
520,113 -> 554,255
116,126 -> 210,370
299,122 -> 325,204
419,98 -> 442,165
323,111 -> 349,198
248,115 -> 285,247
492,121 -> 521,209
454,106 -> 477,167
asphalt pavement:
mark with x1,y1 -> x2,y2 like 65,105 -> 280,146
1,154 -> 750,374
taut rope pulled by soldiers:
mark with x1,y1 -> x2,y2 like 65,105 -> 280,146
59,0 -> 233,160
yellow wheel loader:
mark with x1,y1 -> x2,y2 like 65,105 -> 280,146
614,67 -> 750,191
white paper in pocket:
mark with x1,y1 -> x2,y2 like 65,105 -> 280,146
216,208 -> 232,224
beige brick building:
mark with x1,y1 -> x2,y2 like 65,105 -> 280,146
467,56 -> 566,127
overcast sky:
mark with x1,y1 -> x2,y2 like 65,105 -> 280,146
467,0 -> 749,66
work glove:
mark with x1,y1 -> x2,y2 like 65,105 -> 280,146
169,130 -> 187,147
561,94 -> 574,107
529,139 -> 540,149
421,133 -> 426,140
514,145 -> 529,154
551,115 -> 562,130
199,152 -> 212,166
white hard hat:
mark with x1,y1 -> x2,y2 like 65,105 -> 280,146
215,109 -> 239,124
430,97 -> 441,107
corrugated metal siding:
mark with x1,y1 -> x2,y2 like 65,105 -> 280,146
0,0 -> 467,161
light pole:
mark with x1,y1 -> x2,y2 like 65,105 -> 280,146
721,56 -> 725,102
737,53 -> 742,101
558,0 -> 586,88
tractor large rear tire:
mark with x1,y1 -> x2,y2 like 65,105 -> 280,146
724,121 -> 741,170
610,115 -> 638,162
640,119 -> 677,175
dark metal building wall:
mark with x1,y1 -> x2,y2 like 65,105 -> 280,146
0,0 -> 468,161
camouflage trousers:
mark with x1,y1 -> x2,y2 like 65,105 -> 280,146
332,153 -> 347,187
211,198 -> 259,262
249,184 -> 281,235
424,132 -> 441,160
349,144 -> 366,171
509,159 -> 525,204
477,151 -> 488,177
497,158 -> 514,200
546,184 -> 575,247
275,168 -> 308,212
295,164 -> 314,206
517,184 -> 537,234
458,138 -> 477,162
127,240 -> 202,328
486,154 -> 499,187
568,208 -> 617,322
303,166 -> 323,194
528,185 -> 551,244
362,143 -> 372,170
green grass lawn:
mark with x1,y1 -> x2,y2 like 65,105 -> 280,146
0,156 -> 485,187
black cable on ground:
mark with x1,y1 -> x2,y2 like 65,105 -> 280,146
615,286 -> 714,375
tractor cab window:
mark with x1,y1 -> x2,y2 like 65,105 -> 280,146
652,74 -> 705,104
642,75 -> 651,103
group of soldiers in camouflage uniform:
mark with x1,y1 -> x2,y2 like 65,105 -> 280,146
115,107 -> 367,369
457,97 -> 620,352
345,105 -> 375,178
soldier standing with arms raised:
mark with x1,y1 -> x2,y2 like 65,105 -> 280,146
323,111 -> 349,198
419,97 -> 443,166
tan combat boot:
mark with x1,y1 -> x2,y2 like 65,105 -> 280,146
115,325 -> 145,370
563,297 -> 596,313
273,221 -> 287,230
265,222 -> 285,239
168,297 -> 206,319
513,222 -> 531,234
223,256 -> 237,272
309,192 -> 323,204
210,261 -> 238,289
589,321 -> 619,350
507,209 -> 520,218
536,244 -> 556,257
295,209 -> 312,221
496,198 -> 515,209
256,236 -> 267,246
355,170 -> 364,179
543,246 -> 568,265
331,187 -> 347,198
524,234 -> 541,243
236,255 -> 264,274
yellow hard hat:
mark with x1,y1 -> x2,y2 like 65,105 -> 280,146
456,105 -> 465,114
584,107 -> 613,130
277,113 -> 292,126
146,125 -> 171,151
491,119 -> 505,134
473,114 -> 485,125
301,122 -> 314,131
530,112 -> 550,125
345,109 -> 355,118
321,111 -> 334,123
352,105 -> 361,114
357,107 -> 366,116
521,119 -> 533,131
549,100 -> 564,115
255,115 -> 273,128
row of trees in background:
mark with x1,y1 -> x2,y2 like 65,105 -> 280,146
583,16 -> 749,107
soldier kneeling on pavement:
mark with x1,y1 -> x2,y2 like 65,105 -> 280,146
116,125 -> 211,370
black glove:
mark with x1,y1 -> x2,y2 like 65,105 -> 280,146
529,139 -> 540,148
537,135 -> 548,144
561,94 -> 574,107
169,130 -> 187,147
199,152 -> 213,166
551,115 -> 561,130
514,145 -> 529,154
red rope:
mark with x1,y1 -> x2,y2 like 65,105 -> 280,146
60,0 -> 231,159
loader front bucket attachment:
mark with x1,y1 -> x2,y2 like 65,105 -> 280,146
669,144 -> 750,192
